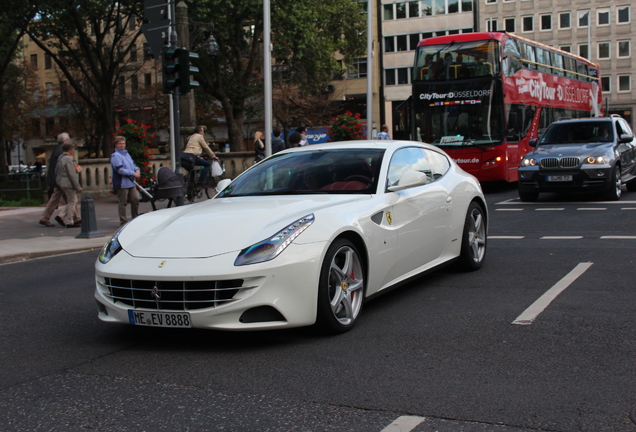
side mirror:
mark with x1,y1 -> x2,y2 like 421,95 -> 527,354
215,178 -> 232,193
619,133 -> 634,143
529,138 -> 538,147
388,170 -> 428,192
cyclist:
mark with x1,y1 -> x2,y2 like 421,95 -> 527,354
181,125 -> 219,189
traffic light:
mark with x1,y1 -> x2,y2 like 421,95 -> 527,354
162,47 -> 180,94
178,49 -> 200,94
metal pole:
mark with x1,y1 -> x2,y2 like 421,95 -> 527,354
264,0 -> 272,156
168,0 -> 184,206
366,0 -> 374,139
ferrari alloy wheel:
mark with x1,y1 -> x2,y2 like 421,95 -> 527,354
457,202 -> 487,271
316,239 -> 365,333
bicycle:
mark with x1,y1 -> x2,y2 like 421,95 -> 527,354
183,167 -> 217,204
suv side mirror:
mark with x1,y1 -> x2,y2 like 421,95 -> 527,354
529,138 -> 538,147
619,133 -> 634,143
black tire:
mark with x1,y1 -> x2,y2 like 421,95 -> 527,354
604,165 -> 622,201
316,239 -> 365,334
457,202 -> 487,271
519,190 -> 539,202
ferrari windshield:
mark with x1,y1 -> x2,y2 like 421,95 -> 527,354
217,149 -> 385,197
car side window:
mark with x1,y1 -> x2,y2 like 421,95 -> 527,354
387,147 -> 433,188
425,149 -> 451,179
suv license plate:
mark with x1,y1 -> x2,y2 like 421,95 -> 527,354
547,175 -> 573,182
128,310 -> 191,328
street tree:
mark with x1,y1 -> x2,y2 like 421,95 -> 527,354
0,6 -> 38,174
23,0 -> 145,157
189,0 -> 366,151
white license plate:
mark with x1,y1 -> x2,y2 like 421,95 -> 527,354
128,310 -> 191,328
546,175 -> 573,182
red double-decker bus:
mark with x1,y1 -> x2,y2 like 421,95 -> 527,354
412,32 -> 603,182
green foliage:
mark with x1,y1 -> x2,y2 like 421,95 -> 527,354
114,119 -> 154,187
0,198 -> 42,207
327,111 -> 365,142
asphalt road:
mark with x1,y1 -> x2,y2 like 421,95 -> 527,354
1,184 -> 636,432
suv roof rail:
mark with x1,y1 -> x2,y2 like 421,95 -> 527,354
610,114 -> 623,119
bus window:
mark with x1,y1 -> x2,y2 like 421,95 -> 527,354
564,56 -> 576,79
503,38 -> 522,77
577,61 -> 588,82
506,104 -> 537,141
552,53 -> 564,77
522,43 -> 537,70
536,47 -> 551,74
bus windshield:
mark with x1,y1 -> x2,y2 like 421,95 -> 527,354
414,40 -> 500,81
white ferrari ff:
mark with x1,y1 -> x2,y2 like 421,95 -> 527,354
95,141 -> 487,333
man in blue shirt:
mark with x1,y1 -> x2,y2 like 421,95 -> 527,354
110,135 -> 141,225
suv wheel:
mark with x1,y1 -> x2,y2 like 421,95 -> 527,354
604,166 -> 622,201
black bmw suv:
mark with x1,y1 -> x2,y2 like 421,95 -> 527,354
518,115 -> 636,201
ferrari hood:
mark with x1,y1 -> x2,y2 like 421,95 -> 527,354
118,195 -> 368,258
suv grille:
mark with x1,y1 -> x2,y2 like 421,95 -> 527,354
103,278 -> 248,311
540,157 -> 580,169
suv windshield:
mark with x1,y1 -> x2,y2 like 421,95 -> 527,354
539,121 -> 614,144
217,149 -> 385,197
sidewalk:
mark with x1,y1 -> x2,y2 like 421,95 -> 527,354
0,196 -> 163,264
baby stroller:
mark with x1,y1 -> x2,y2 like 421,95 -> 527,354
137,167 -> 184,210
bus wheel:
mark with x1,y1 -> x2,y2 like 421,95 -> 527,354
519,190 -> 539,202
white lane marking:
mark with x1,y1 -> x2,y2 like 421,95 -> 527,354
381,416 -> 426,432
497,200 -> 636,205
488,236 -> 525,239
621,208 -> 636,210
577,208 -> 606,211
495,208 -> 524,211
600,235 -> 636,239
512,262 -> 593,325
540,236 -> 583,239
536,208 -> 564,211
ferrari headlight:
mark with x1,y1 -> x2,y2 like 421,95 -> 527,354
586,156 -> 607,164
234,214 -> 315,266
98,226 -> 125,264
522,158 -> 537,167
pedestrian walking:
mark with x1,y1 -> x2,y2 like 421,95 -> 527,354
110,135 -> 141,225
56,141 -> 82,228
271,128 -> 285,154
39,132 -> 70,227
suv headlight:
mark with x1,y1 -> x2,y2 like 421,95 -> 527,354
586,156 -> 607,164
234,214 -> 315,266
522,158 -> 537,167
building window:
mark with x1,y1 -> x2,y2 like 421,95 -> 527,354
118,76 -> 125,96
46,82 -> 54,101
505,18 -> 515,32
448,0 -> 459,13
32,119 -> 40,138
397,68 -> 410,84
578,44 -> 589,59
347,58 -> 367,79
618,75 -> 631,92
560,46 -> 571,53
130,45 -> 137,62
461,0 -> 472,12
45,53 -> 52,69
131,75 -> 138,95
396,2 -> 407,19
60,81 -> 68,103
540,14 -> 552,30
601,76 -> 610,92
46,118 -> 55,136
410,34 -> 420,51
522,16 -> 533,32
396,35 -> 408,51
384,37 -> 395,53
598,42 -> 610,59
421,0 -> 432,16
578,10 -> 589,27
386,69 -> 396,86
143,43 -> 151,61
618,41 -> 630,58
487,19 -> 498,31
597,9 -> 610,26
30,54 -> 38,68
486,0 -> 496,3
618,6 -> 630,24
408,1 -> 419,17
144,73 -> 152,87
559,12 -> 571,29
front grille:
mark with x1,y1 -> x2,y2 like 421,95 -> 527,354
540,157 -> 580,169
103,278 -> 249,311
